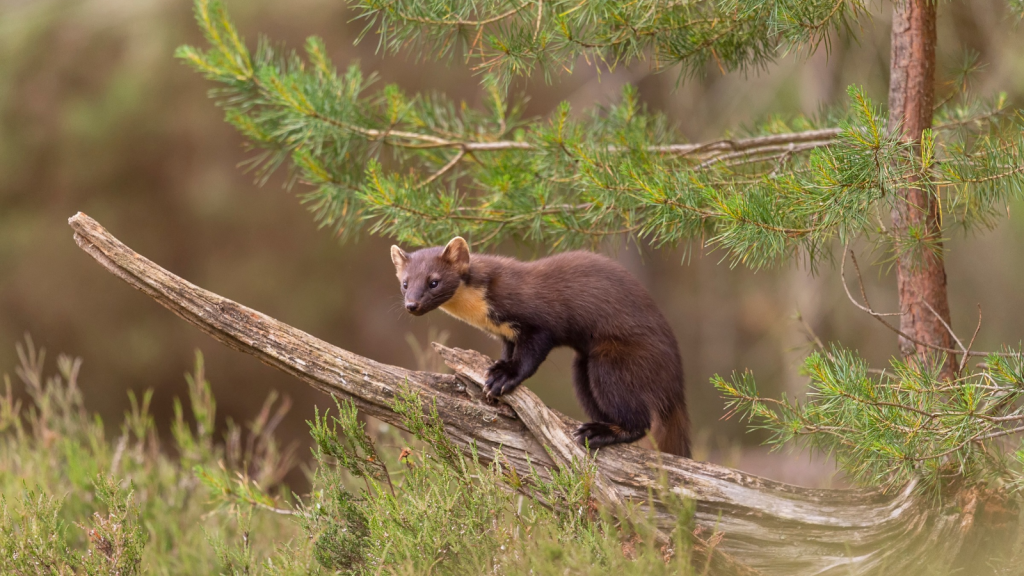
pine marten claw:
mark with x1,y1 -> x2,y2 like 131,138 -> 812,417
483,376 -> 517,397
574,422 -> 609,448
484,360 -> 519,397
575,422 -> 647,450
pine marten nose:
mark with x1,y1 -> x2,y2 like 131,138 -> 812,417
405,302 -> 420,313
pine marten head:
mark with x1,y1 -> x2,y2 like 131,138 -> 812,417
390,237 -> 470,316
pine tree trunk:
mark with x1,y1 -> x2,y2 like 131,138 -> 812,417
887,0 -> 955,377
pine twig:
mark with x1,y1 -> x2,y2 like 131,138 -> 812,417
840,248 -> 1017,358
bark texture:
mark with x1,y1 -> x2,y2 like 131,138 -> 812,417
887,0 -> 955,374
68,212 -> 1011,575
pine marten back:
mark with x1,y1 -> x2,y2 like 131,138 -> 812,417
391,237 -> 690,457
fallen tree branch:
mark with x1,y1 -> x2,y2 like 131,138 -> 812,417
434,344 -> 758,576
432,345 -> 624,511
68,212 -> 1012,575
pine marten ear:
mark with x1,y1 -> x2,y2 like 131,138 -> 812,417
390,245 -> 409,276
441,236 -> 470,272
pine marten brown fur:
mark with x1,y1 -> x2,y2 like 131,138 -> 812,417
390,237 -> 690,457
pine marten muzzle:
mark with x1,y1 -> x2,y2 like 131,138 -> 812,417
391,237 -> 690,457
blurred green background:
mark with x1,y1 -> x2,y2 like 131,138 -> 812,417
3,0 -> 1024,487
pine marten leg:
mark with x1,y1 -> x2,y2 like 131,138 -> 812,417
484,339 -> 517,400
484,339 -> 515,393
485,329 -> 554,397
570,353 -> 613,423
573,352 -> 651,450
499,338 -> 515,362
486,338 -> 514,388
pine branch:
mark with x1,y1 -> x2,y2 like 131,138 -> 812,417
717,339 -> 1024,491
179,2 -> 1024,271
185,3 -> 1019,267
352,0 -> 866,86
323,126 -> 843,158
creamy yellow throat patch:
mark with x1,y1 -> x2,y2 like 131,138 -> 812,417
439,284 -> 517,341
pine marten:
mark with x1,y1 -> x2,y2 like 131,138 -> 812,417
390,237 -> 690,457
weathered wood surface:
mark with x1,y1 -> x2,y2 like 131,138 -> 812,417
432,343 -> 625,511
68,212 -> 1002,575
434,344 -> 761,576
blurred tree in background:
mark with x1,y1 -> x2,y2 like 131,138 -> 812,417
4,0 -> 1024,487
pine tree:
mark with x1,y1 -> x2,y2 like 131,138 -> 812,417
177,0 -> 1024,492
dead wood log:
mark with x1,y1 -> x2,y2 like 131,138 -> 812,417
68,212 -> 1010,575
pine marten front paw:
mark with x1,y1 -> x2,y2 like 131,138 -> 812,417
484,360 -> 520,397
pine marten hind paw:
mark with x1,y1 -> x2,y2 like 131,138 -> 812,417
574,422 -> 645,450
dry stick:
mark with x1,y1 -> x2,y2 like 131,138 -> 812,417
961,305 -> 984,374
840,248 -> 1016,358
331,111 -> 998,157
923,299 -> 966,354
420,148 -> 467,187
696,140 -> 832,170
330,113 -> 997,165
794,310 -> 827,353
923,300 -> 967,375
533,0 -> 543,40
337,124 -> 841,156
846,249 -> 901,317
67,212 -> 1002,576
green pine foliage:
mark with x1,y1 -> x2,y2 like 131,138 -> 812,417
176,0 -> 1023,271
715,345 -> 1024,493
175,0 -> 1024,497
0,337 -> 699,574
352,0 -> 864,86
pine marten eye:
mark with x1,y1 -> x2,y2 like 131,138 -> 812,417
402,281 -> 408,289
429,279 -> 440,289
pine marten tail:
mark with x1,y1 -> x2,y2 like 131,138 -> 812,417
650,403 -> 690,458
574,422 -> 647,450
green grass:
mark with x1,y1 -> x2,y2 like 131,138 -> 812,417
0,336 -> 696,575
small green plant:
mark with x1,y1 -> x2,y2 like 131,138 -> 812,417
290,388 -> 694,575
0,336 -> 301,575
80,477 -> 147,575
1,488 -> 79,575
0,336 -> 698,574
